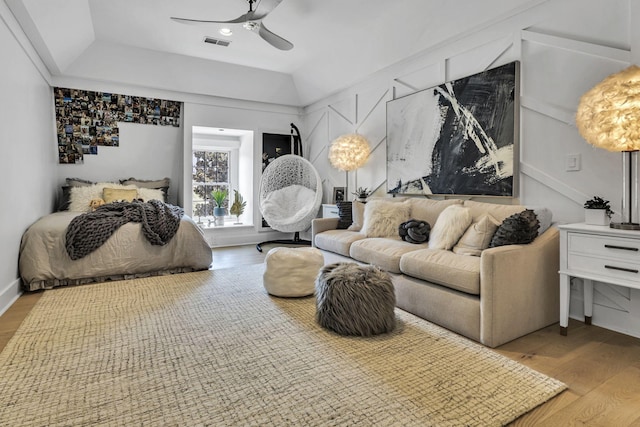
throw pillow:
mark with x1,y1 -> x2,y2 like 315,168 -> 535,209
336,201 -> 353,229
452,214 -> 500,256
361,199 -> 411,238
398,219 -> 431,244
525,205 -> 553,235
428,205 -> 472,250
103,188 -> 138,203
489,209 -> 540,248
347,200 -> 365,231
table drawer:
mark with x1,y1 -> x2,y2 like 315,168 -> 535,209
322,205 -> 339,218
568,253 -> 640,281
568,233 -> 640,262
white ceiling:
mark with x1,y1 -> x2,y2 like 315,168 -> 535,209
6,0 -> 544,106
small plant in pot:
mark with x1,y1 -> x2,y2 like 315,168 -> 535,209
584,196 -> 613,225
211,189 -> 228,225
352,187 -> 371,202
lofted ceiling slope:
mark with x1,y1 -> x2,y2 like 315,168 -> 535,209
6,0 -> 545,106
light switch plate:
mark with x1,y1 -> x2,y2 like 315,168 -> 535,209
566,154 -> 581,171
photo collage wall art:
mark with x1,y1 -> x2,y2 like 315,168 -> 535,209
54,87 -> 182,164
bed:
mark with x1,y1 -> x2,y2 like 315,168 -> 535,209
19,178 -> 213,291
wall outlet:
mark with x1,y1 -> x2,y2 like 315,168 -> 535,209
566,154 -> 581,171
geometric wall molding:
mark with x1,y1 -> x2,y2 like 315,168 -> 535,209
521,29 -> 631,63
520,161 -> 588,206
521,95 -> 576,126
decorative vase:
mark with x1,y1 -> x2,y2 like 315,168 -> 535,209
214,207 -> 226,225
585,209 -> 608,226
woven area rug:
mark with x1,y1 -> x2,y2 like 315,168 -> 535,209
0,264 -> 565,426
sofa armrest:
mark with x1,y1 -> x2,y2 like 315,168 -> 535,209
479,226 -> 560,347
311,218 -> 340,247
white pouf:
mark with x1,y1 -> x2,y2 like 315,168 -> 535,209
263,247 -> 324,297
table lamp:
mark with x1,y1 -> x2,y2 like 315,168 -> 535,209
576,65 -> 640,230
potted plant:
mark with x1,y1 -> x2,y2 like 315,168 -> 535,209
211,189 -> 228,225
584,196 -> 613,225
229,190 -> 247,225
352,187 -> 371,202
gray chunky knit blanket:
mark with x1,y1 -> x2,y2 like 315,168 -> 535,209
66,200 -> 184,260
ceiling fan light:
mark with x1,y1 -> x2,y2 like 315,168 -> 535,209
219,28 -> 233,36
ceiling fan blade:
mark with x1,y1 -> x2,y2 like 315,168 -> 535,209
170,13 -> 251,25
257,22 -> 293,51
250,0 -> 284,20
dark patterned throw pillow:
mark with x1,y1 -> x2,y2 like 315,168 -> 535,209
336,201 -> 353,229
489,209 -> 540,248
398,219 -> 431,244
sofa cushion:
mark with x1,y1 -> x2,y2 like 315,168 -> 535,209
428,205 -> 472,250
462,200 -> 525,223
349,238 -> 427,273
399,249 -> 481,295
410,198 -> 464,227
314,230 -> 366,257
361,199 -> 411,237
453,214 -> 500,256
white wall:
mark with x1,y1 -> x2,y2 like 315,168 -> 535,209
0,2 -> 56,314
183,100 -> 302,247
302,0 -> 640,337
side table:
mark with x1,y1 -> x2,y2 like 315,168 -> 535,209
558,223 -> 640,335
322,204 -> 339,218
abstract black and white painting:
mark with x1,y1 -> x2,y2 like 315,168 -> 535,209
386,61 -> 519,196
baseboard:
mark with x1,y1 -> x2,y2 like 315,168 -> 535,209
0,278 -> 22,317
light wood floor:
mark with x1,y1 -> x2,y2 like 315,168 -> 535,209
2,244 -> 640,425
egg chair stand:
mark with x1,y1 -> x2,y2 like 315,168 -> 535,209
255,232 -> 311,252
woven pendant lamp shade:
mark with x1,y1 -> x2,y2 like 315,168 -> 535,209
329,134 -> 370,171
576,65 -> 640,151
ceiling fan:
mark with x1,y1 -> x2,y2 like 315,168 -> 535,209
171,0 -> 293,51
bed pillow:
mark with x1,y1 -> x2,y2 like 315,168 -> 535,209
428,205 -> 472,250
120,177 -> 170,202
59,178 -> 96,211
66,177 -> 95,187
103,188 -> 138,203
452,214 -> 500,256
69,183 -> 138,212
137,188 -> 165,202
120,177 -> 170,188
361,199 -> 411,238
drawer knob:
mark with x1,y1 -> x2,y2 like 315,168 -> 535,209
604,265 -> 639,274
604,244 -> 639,252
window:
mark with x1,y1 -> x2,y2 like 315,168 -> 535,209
192,150 -> 230,219
190,126 -> 253,228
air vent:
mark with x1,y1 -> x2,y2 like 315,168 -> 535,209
204,36 -> 231,47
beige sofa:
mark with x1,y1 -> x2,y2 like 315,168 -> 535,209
311,198 -> 560,348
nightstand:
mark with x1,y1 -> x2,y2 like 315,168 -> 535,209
322,204 -> 339,218
558,223 -> 640,335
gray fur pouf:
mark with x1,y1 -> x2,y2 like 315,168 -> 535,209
315,262 -> 396,336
